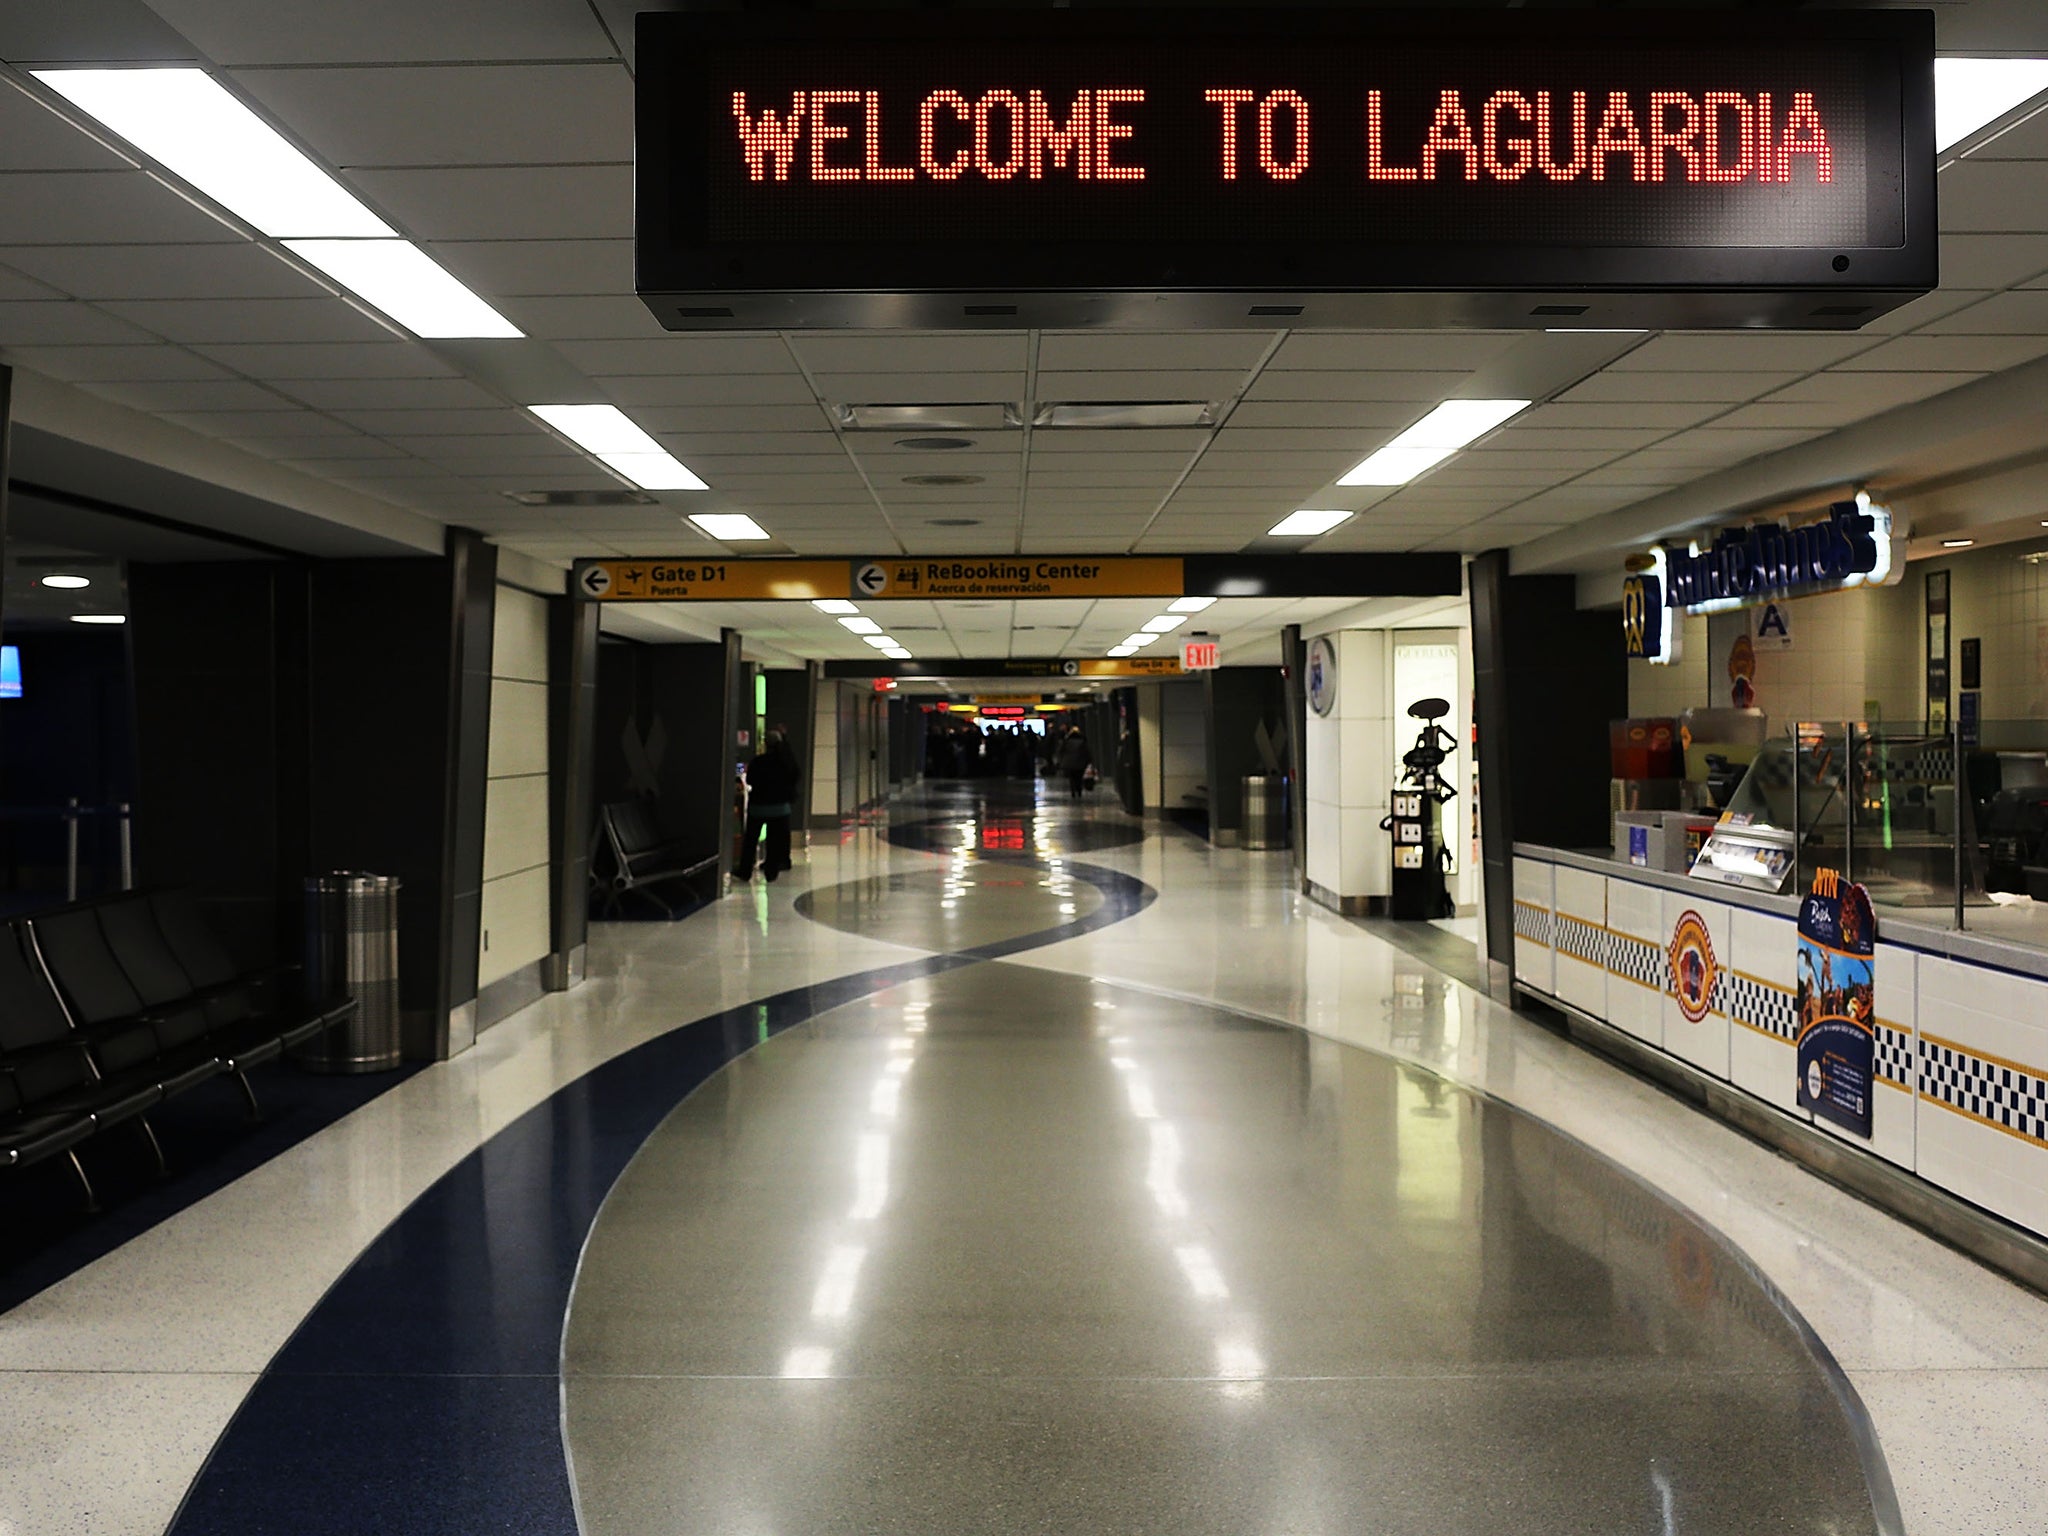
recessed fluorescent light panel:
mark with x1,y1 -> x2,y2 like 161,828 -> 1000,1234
1268,509 -> 1354,537
688,513 -> 769,541
40,574 -> 90,590
1122,633 -> 1159,648
839,616 -> 882,635
1142,614 -> 1187,633
70,614 -> 126,625
1032,401 -> 1217,429
284,240 -> 519,338
1935,58 -> 2048,152
882,647 -> 912,660
529,404 -> 709,491
1106,645 -> 1138,657
863,635 -> 900,648
813,599 -> 860,615
837,403 -> 1019,431
1338,398 -> 1531,486
1168,595 -> 1217,613
34,68 -> 391,238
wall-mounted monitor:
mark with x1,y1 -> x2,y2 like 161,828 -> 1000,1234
0,645 -> 21,700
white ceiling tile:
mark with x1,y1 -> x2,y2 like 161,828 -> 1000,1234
1031,429 -> 1210,455
195,341 -> 459,379
1913,290 -> 2048,335
1940,233 -> 2048,289
328,408 -> 536,436
1858,288 -> 1996,335
1268,333 -> 1518,371
1514,400 -> 1729,432
810,371 -> 1023,404
1556,371 -> 1799,404
1830,335 -> 2048,371
1937,162 -> 2048,233
664,432 -> 846,458
1611,334 -> 1875,372
1033,369 -> 1249,402
557,336 -> 793,376
1035,332 -> 1271,373
1243,369 -> 1469,402
233,62 -> 631,166
1478,427 -> 1669,454
1022,469 -> 1176,488
596,373 -> 818,408
0,172 -> 238,245
0,299 -> 155,345
281,376 -> 505,410
232,435 -> 408,461
344,165 -> 632,241
87,379 -> 299,416
790,335 -> 1028,375
105,297 -> 399,345
1223,401 -> 1421,431
429,239 -> 633,299
145,0 -> 617,66
0,242 -> 326,301
1708,402 -> 1869,431
617,405 -> 831,436
1764,371 -> 1983,409
0,84 -> 132,172
494,295 -> 671,340
380,431 -> 561,459
0,265 -> 66,302
2,343 -> 232,382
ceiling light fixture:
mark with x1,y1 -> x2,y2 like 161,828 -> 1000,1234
1268,508 -> 1354,537
1142,614 -> 1187,633
1338,398 -> 1531,486
39,574 -> 90,590
839,616 -> 882,634
882,647 -> 913,660
1107,645 -> 1138,657
1032,401 -> 1218,429
34,69 -> 520,342
1934,58 -> 2048,153
1122,633 -> 1159,648
70,614 -> 126,625
33,68 -> 391,238
1168,595 -> 1217,613
688,512 -> 770,541
841,404 -> 1018,431
528,404 -> 708,491
284,239 -> 520,338
863,634 -> 900,648
1941,538 -> 1975,549
814,599 -> 860,615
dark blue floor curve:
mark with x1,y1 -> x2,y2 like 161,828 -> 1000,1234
165,853 -> 1153,1536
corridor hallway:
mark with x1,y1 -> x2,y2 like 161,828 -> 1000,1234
8,787 -> 2045,1533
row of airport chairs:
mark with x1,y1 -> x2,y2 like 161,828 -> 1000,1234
0,890 -> 355,1208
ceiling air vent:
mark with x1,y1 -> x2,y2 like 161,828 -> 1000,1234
1249,304 -> 1303,317
1530,304 -> 1590,316
503,489 -> 658,507
1032,401 -> 1217,428
902,474 -> 985,487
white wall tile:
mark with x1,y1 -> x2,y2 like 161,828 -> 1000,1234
478,863 -> 550,988
481,772 -> 549,882
486,677 -> 548,780
491,584 -> 549,683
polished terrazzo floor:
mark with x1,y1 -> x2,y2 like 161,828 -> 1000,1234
4,783 -> 2046,1533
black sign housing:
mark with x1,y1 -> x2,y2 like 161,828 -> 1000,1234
636,8 -> 1935,331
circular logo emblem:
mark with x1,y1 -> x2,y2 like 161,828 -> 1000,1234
1307,636 -> 1338,717
1667,909 -> 1718,1023
1806,1061 -> 1824,1101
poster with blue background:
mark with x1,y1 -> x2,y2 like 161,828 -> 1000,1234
1796,869 -> 1876,1137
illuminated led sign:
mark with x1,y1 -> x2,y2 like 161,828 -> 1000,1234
1625,499 -> 1902,659
637,9 -> 1934,330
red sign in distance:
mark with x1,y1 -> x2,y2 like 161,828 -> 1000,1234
1183,639 -> 1220,671
872,677 -> 898,692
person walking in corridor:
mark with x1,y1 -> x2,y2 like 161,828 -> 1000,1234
1056,726 -> 1092,800
736,728 -> 799,882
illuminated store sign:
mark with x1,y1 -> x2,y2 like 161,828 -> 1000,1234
636,10 -> 1934,330
1624,498 -> 1901,663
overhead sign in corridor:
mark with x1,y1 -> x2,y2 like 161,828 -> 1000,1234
853,558 -> 1184,600
636,8 -> 1933,330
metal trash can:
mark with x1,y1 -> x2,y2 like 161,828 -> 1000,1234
1240,774 -> 1290,850
298,873 -> 402,1073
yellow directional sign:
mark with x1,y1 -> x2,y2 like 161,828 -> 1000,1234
1075,657 -> 1183,677
852,557 -> 1183,600
575,559 -> 849,602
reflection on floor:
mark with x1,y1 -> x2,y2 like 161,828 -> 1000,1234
9,781 -> 2047,1535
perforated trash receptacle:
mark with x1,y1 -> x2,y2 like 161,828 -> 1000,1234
298,873 -> 402,1073
1241,774 -> 1290,850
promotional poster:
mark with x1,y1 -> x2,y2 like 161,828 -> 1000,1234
1795,869 -> 1876,1137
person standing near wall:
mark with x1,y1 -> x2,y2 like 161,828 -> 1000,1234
736,727 -> 799,882
1056,726 -> 1092,800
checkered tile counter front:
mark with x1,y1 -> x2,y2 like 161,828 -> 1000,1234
1512,900 -> 1553,947
1723,972 -> 1796,1041
1553,911 -> 1606,967
1921,1039 -> 2048,1149
1873,1022 -> 1913,1090
1607,930 -> 1667,995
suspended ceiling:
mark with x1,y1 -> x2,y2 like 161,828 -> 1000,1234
1,2 -> 2048,663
